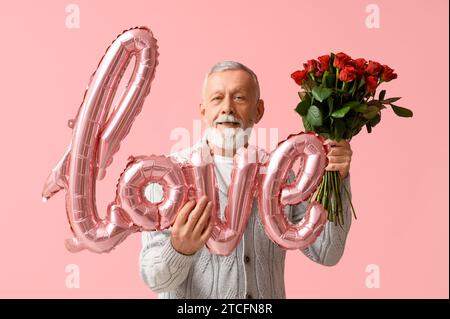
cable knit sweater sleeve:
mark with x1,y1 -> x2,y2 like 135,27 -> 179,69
139,229 -> 194,293
139,183 -> 195,293
287,172 -> 353,266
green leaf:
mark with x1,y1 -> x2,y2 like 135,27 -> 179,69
367,99 -> 385,110
391,104 -> 413,117
321,71 -> 336,88
317,125 -> 330,134
331,106 -> 351,118
350,80 -> 358,96
295,99 -> 310,116
325,73 -> 336,88
358,77 -> 366,89
363,105 -> 379,119
378,90 -> 386,101
333,118 -> 346,141
329,53 -> 336,73
327,97 -> 334,115
306,105 -> 323,126
382,97 -> 401,104
312,86 -> 333,102
345,116 -> 357,130
329,53 -> 335,67
321,71 -> 329,85
320,132 -> 331,140
302,116 -> 314,131
354,103 -> 368,113
343,101 -> 362,109
369,113 -> 381,127
352,126 -> 363,136
367,99 -> 382,106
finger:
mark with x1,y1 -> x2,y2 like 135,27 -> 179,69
326,166 -> 349,179
328,146 -> 353,156
193,201 -> 212,237
324,139 -> 338,147
327,155 -> 351,164
326,162 -> 345,170
199,215 -> 215,244
325,138 -> 351,145
336,139 -> 350,147
186,196 -> 208,231
325,163 -> 349,173
174,199 -> 196,226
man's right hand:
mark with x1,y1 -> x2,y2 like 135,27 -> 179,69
170,196 -> 214,256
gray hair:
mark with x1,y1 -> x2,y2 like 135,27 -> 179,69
202,61 -> 261,101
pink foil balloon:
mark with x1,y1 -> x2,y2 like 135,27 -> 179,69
42,27 -> 159,253
186,146 -> 264,256
181,148 -> 220,226
117,155 -> 187,231
207,146 -> 264,255
258,132 -> 328,250
41,27 -> 333,256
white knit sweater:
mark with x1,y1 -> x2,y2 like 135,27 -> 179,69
139,138 -> 352,299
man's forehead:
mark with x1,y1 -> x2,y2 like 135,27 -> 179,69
205,70 -> 254,92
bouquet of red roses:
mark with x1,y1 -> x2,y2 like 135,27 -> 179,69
291,52 -> 413,225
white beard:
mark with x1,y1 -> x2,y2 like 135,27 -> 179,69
204,126 -> 253,156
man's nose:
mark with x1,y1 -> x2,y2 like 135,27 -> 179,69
220,96 -> 235,114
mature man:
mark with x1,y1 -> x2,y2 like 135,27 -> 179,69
139,61 -> 353,298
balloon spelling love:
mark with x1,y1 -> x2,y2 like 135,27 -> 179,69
42,26 -> 329,256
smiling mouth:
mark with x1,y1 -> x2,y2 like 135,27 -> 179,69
215,121 -> 241,127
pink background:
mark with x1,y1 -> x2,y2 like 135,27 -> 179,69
0,0 -> 448,298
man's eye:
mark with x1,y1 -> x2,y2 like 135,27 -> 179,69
235,96 -> 245,100
212,96 -> 221,101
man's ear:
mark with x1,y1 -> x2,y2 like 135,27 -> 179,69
254,99 -> 265,124
200,103 -> 205,117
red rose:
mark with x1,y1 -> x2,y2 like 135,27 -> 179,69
303,59 -> 317,73
334,52 -> 351,69
353,58 -> 367,69
347,58 -> 367,77
291,70 -> 308,85
366,75 -> 378,93
381,65 -> 398,82
339,65 -> 357,82
365,61 -> 383,76
315,55 -> 330,76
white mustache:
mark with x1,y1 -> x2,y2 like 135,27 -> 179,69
204,125 -> 253,153
213,115 -> 243,127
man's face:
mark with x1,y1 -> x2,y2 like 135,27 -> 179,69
200,69 -> 264,149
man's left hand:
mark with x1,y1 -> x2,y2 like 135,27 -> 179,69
324,139 -> 353,179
